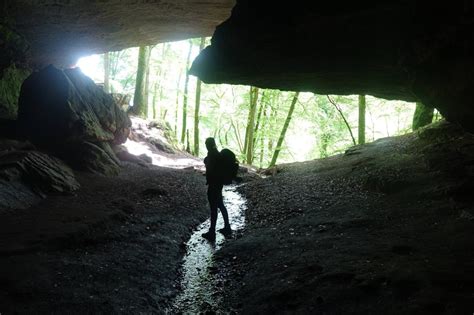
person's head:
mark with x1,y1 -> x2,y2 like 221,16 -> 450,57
205,137 -> 217,152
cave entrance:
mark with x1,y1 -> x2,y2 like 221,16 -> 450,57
76,39 -> 440,170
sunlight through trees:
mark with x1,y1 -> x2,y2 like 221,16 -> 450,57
76,38 -> 439,167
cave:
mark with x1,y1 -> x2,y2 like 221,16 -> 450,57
1,1 -> 473,314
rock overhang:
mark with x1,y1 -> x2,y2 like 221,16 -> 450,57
4,0 -> 235,67
190,0 -> 474,130
3,0 -> 474,131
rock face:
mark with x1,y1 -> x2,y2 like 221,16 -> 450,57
0,142 -> 80,210
191,0 -> 474,131
5,0 -> 235,67
17,65 -> 131,175
0,65 -> 31,120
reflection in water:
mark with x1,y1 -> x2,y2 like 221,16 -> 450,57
172,185 -> 247,313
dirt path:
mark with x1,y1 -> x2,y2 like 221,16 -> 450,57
0,162 -> 208,313
214,122 -> 474,314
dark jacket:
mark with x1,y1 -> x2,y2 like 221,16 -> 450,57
204,149 -> 221,185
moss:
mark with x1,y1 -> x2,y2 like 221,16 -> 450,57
0,65 -> 31,119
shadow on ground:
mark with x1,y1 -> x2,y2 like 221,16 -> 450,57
215,121 -> 474,314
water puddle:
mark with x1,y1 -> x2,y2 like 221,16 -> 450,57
171,185 -> 247,313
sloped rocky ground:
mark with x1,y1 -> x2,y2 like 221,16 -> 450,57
0,162 -> 208,313
215,121 -> 474,314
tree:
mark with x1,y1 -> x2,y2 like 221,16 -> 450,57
270,92 -> 299,167
193,37 -> 206,156
412,102 -> 434,131
174,71 -> 182,137
144,47 -> 152,116
181,40 -> 193,144
358,95 -> 366,144
327,95 -> 357,146
131,46 -> 151,116
244,86 -> 259,164
104,52 -> 110,93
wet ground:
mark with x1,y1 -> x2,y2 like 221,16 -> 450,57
171,186 -> 247,314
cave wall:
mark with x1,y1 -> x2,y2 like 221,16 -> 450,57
2,0 -> 473,130
3,0 -> 235,68
191,0 -> 474,131
0,65 -> 31,120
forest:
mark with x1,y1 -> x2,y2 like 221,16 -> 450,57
77,38 -> 440,168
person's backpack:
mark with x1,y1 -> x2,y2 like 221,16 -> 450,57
219,148 -> 239,185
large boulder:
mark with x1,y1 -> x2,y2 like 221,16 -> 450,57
17,65 -> 130,174
0,141 -> 80,211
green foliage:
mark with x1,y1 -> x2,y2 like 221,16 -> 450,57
412,102 -> 434,131
80,39 -> 419,167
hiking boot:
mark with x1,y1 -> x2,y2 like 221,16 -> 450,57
218,226 -> 232,236
202,231 -> 216,241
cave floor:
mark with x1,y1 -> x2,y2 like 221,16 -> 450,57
0,121 -> 473,314
214,121 -> 474,314
0,162 -> 209,313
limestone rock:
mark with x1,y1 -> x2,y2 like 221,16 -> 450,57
0,148 -> 80,211
17,65 -> 130,174
6,0 -> 235,67
191,0 -> 474,131
0,65 -> 31,120
66,141 -> 121,176
18,65 -> 131,146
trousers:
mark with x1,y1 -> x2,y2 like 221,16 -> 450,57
207,183 -> 230,232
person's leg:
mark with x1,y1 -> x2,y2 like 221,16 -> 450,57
207,185 -> 219,233
217,185 -> 231,230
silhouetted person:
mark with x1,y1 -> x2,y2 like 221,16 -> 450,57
202,137 -> 232,241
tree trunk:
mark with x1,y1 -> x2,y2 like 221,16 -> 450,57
327,95 -> 357,146
144,47 -> 152,118
412,102 -> 434,131
267,92 -> 280,153
152,81 -> 158,119
181,40 -> 193,144
231,119 -> 244,154
193,37 -> 206,156
243,87 -> 256,155
104,52 -> 110,93
246,87 -> 259,164
259,101 -> 269,168
174,71 -> 182,137
186,129 -> 191,153
270,92 -> 299,167
252,91 -> 266,150
358,95 -> 366,144
131,46 -> 151,117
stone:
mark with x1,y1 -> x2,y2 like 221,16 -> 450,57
0,22 -> 29,73
5,0 -> 235,67
190,1 -> 474,131
111,93 -> 131,112
66,141 -> 121,176
17,65 -> 130,174
18,65 -> 131,146
0,148 -> 80,210
113,145 -> 149,167
0,65 -> 31,120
